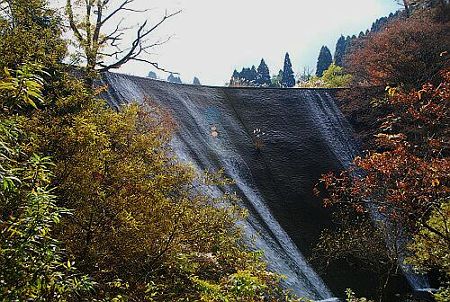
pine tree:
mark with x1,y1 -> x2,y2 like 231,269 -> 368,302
250,65 -> 258,84
257,58 -> 271,86
167,73 -> 182,84
334,35 -> 347,67
240,68 -> 251,83
316,46 -> 333,77
193,77 -> 201,85
281,52 -> 295,88
147,71 -> 157,79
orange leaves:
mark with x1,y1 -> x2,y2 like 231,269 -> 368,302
346,14 -> 450,88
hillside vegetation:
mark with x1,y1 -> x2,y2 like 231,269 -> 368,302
0,0 -> 298,301
313,2 -> 450,301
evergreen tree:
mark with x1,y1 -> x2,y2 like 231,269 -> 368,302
240,68 -> 249,82
250,65 -> 258,84
316,46 -> 333,77
334,35 -> 347,67
256,58 -> 271,86
230,70 -> 241,86
281,52 -> 295,88
270,70 -> 283,87
193,77 -> 201,85
167,73 -> 182,84
147,71 -> 157,79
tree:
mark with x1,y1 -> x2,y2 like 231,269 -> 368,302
192,76 -> 201,85
408,199 -> 450,301
0,65 -> 93,301
299,66 -> 314,82
347,14 -> 450,88
250,65 -> 258,84
316,68 -> 450,301
167,73 -> 182,84
281,52 -> 295,88
0,0 -> 66,70
0,0 -> 300,300
270,70 -> 283,88
316,46 -> 332,77
334,35 -> 347,67
65,0 -> 180,80
257,58 -> 271,86
147,71 -> 157,79
321,63 -> 352,87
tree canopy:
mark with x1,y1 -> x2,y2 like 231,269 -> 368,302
315,46 -> 332,77
334,35 -> 347,67
0,0 -> 298,300
281,52 -> 296,87
257,58 -> 271,86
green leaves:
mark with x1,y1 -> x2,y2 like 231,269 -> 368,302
0,64 -> 48,111
0,69 -> 92,300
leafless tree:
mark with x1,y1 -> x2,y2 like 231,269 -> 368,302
300,66 -> 314,82
65,0 -> 180,79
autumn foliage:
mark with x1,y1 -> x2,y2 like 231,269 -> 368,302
322,68 -> 450,224
346,13 -> 450,88
0,1 -> 299,301
318,42 -> 450,301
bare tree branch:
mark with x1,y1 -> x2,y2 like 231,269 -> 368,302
98,9 -> 181,72
65,0 -> 181,83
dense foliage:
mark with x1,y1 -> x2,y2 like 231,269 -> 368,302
333,36 -> 348,67
281,53 -> 295,88
257,59 -> 271,87
230,59 -> 273,87
347,13 -> 450,88
0,0 -> 298,301
299,64 -> 352,88
315,3 -> 450,301
229,55 -> 295,88
0,65 -> 93,301
0,0 -> 66,70
315,46 -> 332,77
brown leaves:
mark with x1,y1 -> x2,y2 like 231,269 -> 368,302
346,13 -> 450,88
319,65 -> 450,234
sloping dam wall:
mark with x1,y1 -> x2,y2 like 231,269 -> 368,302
101,72 -> 358,300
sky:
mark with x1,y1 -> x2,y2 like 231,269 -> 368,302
104,0 -> 400,85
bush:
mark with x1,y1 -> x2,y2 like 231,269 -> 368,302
0,68 -> 93,301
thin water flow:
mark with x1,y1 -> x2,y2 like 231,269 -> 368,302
100,72 -> 388,299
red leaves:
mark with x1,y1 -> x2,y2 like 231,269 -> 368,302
346,14 -> 450,88
318,68 -> 450,233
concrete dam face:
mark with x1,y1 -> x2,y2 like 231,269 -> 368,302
101,72 -> 358,300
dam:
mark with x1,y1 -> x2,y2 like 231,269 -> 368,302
101,72 -> 358,300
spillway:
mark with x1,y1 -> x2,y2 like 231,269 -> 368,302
101,72 -> 358,300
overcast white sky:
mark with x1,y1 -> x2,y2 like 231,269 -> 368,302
101,0 -> 400,85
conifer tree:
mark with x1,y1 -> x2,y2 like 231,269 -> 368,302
257,58 -> 271,86
250,65 -> 258,84
240,68 -> 251,83
281,52 -> 295,87
167,73 -> 182,84
334,35 -> 347,67
193,77 -> 201,85
316,46 -> 333,77
147,71 -> 157,79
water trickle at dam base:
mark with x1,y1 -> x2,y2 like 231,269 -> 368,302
100,72 -> 361,300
